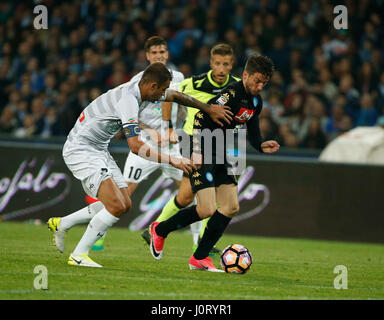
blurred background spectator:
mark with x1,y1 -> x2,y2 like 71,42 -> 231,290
0,0 -> 383,151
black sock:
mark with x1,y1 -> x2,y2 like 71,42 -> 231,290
193,210 -> 231,260
156,205 -> 201,238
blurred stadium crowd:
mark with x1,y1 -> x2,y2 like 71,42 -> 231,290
0,0 -> 383,150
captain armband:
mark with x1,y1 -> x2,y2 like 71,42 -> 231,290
123,123 -> 140,138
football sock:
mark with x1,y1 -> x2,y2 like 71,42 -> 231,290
190,220 -> 202,246
199,202 -> 218,237
155,205 -> 201,238
199,217 -> 209,238
72,208 -> 118,256
193,210 -> 231,260
60,201 -> 104,231
156,196 -> 185,223
190,197 -> 200,246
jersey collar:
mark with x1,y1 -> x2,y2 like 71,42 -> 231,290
207,70 -> 230,88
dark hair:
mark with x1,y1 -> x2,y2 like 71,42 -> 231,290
210,43 -> 234,58
144,36 -> 167,52
245,55 -> 275,79
140,62 -> 172,86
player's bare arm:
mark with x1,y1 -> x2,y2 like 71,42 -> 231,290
161,101 -> 178,144
138,119 -> 163,146
125,134 -> 195,175
165,89 -> 233,127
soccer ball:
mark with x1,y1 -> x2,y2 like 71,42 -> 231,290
220,244 -> 252,274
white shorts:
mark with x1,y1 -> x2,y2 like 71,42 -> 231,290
63,142 -> 128,199
123,144 -> 183,183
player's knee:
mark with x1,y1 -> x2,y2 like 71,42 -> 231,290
220,203 -> 239,218
106,198 -> 131,216
196,204 -> 216,219
177,193 -> 194,207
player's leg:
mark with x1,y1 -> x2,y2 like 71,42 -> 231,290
68,152 -> 131,267
69,179 -> 131,267
47,200 -> 105,253
140,158 -> 184,244
156,175 -> 194,223
149,186 -> 215,260
48,147 -> 107,253
187,188 -> 225,271
91,180 -> 139,252
193,183 -> 239,262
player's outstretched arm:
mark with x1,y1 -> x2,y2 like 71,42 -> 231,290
247,116 -> 280,153
165,89 -> 233,127
126,135 -> 195,175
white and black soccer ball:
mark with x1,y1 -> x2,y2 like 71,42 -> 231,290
220,244 -> 252,274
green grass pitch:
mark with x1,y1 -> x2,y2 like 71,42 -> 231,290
0,221 -> 383,300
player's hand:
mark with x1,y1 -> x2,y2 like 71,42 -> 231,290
207,104 -> 233,127
162,128 -> 179,144
191,152 -> 202,169
170,156 -> 197,175
261,140 -> 280,153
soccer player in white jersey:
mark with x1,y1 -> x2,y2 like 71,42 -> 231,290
123,37 -> 184,197
92,36 -> 185,250
47,62 -> 233,267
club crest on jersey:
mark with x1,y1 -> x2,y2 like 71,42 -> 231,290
216,93 -> 229,105
234,107 -> 256,123
205,172 -> 214,182
253,97 -> 259,107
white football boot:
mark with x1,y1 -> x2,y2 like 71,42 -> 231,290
47,217 -> 66,253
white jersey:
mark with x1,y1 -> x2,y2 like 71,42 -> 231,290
66,76 -> 169,151
130,69 -> 184,146
66,68 -> 183,151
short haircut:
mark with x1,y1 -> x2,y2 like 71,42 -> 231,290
144,36 -> 167,52
244,55 -> 275,79
140,62 -> 172,86
210,43 -> 234,58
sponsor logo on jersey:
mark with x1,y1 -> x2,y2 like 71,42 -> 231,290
234,107 -> 256,123
216,93 -> 229,105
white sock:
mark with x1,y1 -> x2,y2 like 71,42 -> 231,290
190,221 -> 202,246
189,197 -> 201,245
72,208 -> 119,256
60,201 -> 104,231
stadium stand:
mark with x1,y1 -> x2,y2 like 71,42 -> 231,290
0,0 -> 383,150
